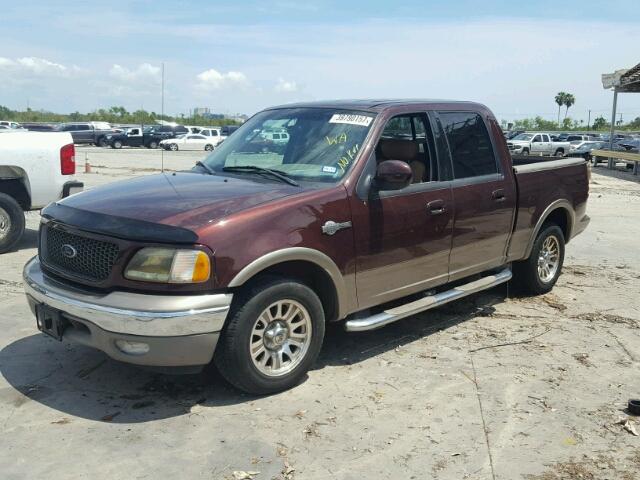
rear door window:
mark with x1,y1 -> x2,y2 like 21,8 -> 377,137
438,112 -> 498,179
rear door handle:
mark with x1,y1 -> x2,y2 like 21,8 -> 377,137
491,189 -> 506,202
427,199 -> 446,215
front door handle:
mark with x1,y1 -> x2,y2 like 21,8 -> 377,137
491,189 -> 506,202
427,199 -> 446,215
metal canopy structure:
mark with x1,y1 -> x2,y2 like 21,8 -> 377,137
601,62 -> 640,170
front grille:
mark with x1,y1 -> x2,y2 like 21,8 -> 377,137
43,225 -> 119,281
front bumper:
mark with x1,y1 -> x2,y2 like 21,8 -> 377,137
23,257 -> 233,366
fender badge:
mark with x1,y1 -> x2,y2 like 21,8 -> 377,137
322,220 -> 352,236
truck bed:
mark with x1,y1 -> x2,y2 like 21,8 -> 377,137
507,157 -> 589,262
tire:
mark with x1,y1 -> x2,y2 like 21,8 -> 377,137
0,193 -> 26,254
169,143 -> 178,151
521,148 -> 529,156
148,141 -> 158,149
512,224 -> 565,295
554,149 -> 564,157
215,277 -> 325,394
98,137 -> 109,148
113,140 -> 123,149
204,144 -> 213,151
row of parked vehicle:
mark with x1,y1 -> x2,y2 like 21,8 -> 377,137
503,130 -> 640,162
0,120 -> 241,150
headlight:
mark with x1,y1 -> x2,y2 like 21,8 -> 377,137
124,248 -> 211,283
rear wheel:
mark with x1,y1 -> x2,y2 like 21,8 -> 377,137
215,277 -> 325,394
513,224 -> 565,295
554,148 -> 564,157
148,140 -> 158,149
0,193 -> 25,254
204,144 -> 213,151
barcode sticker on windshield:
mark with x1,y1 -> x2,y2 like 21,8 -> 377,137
329,114 -> 373,127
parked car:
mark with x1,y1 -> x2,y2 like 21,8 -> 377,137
198,128 -> 226,147
566,134 -> 593,144
568,141 -> 607,161
57,122 -> 117,147
507,133 -> 570,156
0,131 -> 82,252
0,121 -> 24,130
221,125 -> 240,137
160,134 -> 217,151
23,100 -> 589,394
21,122 -> 58,132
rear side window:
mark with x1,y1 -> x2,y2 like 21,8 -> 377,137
439,112 -> 498,179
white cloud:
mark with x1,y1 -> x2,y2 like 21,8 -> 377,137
275,78 -> 298,93
0,56 -> 76,76
196,68 -> 249,90
109,63 -> 160,83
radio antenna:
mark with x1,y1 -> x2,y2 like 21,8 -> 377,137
161,62 -> 165,173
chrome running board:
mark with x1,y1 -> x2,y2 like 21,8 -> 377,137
344,268 -> 512,332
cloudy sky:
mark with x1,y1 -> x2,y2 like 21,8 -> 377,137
1,0 -> 639,123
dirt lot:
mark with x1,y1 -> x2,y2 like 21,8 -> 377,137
1,148 -> 639,479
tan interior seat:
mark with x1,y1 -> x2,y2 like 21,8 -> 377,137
377,139 -> 428,183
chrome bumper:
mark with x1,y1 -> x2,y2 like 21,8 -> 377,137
23,256 -> 233,367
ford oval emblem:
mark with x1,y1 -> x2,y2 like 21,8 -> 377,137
61,244 -> 78,259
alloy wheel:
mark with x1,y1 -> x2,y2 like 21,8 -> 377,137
249,300 -> 312,377
0,207 -> 10,241
537,235 -> 560,283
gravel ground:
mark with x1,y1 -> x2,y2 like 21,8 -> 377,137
1,148 -> 639,479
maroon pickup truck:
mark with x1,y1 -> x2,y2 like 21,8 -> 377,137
23,100 -> 589,394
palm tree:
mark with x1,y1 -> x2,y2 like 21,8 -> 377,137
555,92 -> 566,127
563,94 -> 575,121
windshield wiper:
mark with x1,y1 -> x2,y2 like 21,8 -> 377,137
195,161 -> 215,175
222,165 -> 299,186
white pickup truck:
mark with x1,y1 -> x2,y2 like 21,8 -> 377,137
507,133 -> 570,157
0,132 -> 83,253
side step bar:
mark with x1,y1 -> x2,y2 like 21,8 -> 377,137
344,268 -> 512,332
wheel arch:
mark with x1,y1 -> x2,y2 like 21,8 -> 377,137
524,200 -> 574,259
227,248 -> 351,322
0,167 -> 31,210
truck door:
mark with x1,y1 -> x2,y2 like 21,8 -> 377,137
530,134 -> 544,154
436,111 -> 516,281
351,112 -> 454,308
128,128 -> 143,147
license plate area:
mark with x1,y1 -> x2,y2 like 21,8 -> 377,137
36,304 -> 68,341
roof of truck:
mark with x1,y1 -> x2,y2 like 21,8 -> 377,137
265,99 -> 487,112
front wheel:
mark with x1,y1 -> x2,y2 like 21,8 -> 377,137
513,224 -> 565,295
521,148 -> 529,156
215,278 -> 325,394
113,140 -> 123,149
169,143 -> 178,151
204,144 -> 213,151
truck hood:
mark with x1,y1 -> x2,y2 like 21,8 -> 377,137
59,171 -> 302,230
508,140 -> 529,145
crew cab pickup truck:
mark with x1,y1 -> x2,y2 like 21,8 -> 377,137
57,122 -> 117,147
23,100 -> 589,394
0,131 -> 83,252
507,132 -> 570,157
106,125 -> 189,149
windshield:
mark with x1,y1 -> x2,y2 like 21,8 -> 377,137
512,133 -> 533,141
199,108 -> 375,183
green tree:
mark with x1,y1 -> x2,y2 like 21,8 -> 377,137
555,92 -> 567,127
563,93 -> 575,121
592,116 -> 608,130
